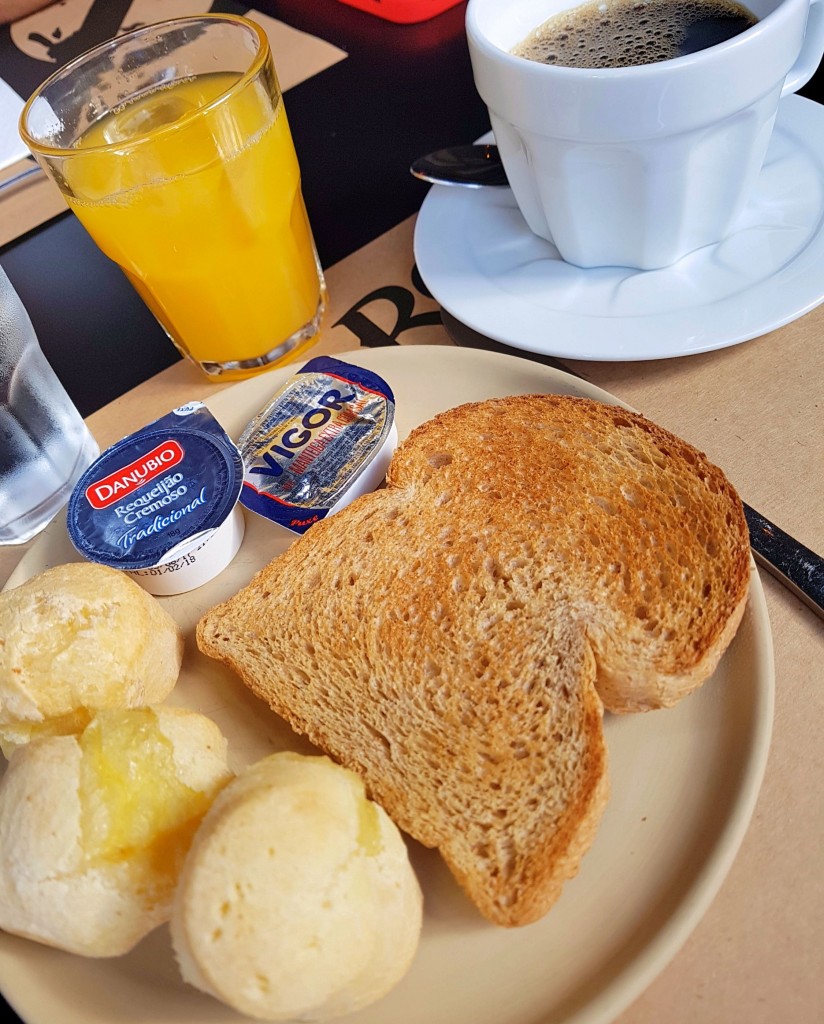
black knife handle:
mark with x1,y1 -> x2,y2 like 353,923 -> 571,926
744,503 -> 824,620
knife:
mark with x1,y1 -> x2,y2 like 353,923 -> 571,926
744,504 -> 824,619
437,311 -> 824,621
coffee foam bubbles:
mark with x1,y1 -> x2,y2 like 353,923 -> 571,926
511,0 -> 758,69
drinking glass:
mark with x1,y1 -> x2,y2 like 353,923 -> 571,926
0,265 -> 98,544
20,15 -> 327,381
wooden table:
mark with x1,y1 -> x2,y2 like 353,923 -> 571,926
1,2 -> 822,1022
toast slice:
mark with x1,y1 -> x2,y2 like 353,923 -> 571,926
197,395 -> 750,926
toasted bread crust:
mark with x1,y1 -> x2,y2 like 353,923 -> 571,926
386,395 -> 751,709
197,396 -> 749,926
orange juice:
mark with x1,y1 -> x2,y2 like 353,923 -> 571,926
64,72 -> 325,377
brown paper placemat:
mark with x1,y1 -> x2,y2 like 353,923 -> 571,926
1,211 -> 823,1024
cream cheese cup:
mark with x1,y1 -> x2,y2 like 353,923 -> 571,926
238,356 -> 397,534
67,403 -> 244,596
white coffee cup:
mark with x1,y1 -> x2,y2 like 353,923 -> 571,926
466,0 -> 824,269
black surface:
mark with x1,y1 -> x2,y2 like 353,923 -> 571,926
0,0 -> 491,415
0,214 -> 181,417
1,0 -> 823,416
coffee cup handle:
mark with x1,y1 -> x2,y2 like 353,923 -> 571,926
782,0 -> 824,95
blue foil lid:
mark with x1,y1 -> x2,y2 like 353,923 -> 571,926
67,403 -> 243,570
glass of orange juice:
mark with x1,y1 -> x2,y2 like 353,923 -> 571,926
19,15 -> 327,381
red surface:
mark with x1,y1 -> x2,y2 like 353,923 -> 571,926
335,0 -> 463,24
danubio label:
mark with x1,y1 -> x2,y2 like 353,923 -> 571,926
67,403 -> 243,570
84,440 -> 185,509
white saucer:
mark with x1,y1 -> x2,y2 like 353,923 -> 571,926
413,94 -> 824,361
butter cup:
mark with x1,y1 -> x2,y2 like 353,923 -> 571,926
67,403 -> 244,596
238,355 -> 397,535
123,503 -> 246,596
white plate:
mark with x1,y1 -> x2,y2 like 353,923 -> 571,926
0,346 -> 774,1024
414,95 -> 824,361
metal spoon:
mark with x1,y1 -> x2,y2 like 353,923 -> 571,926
409,144 -> 508,187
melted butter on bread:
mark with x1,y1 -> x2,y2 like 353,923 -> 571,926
79,708 -> 217,873
356,793 -> 383,856
0,706 -> 233,957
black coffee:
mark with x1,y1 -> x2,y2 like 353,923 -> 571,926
511,0 -> 758,68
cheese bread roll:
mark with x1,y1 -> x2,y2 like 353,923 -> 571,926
171,752 -> 422,1020
0,562 -> 183,753
0,706 -> 233,956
